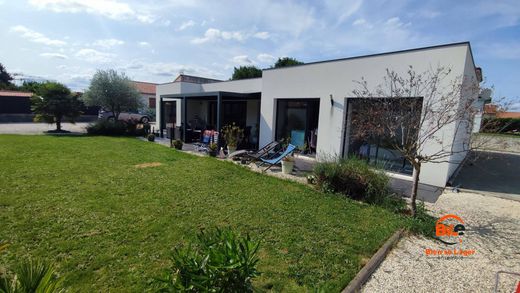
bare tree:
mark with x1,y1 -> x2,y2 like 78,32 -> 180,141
350,66 -> 481,216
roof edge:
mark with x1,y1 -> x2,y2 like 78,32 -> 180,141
263,41 -> 474,72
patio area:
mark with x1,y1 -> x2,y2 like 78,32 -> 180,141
144,136 -> 316,183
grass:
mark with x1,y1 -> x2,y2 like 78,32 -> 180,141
0,135 -> 405,292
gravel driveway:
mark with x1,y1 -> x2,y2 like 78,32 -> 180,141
363,191 -> 520,293
0,122 -> 89,134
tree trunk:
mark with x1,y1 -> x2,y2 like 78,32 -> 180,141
411,162 -> 421,217
56,117 -> 62,131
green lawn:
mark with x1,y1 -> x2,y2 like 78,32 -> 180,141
0,135 -> 405,292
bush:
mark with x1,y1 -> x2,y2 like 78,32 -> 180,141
172,139 -> 183,150
0,259 -> 63,292
86,119 -> 144,136
313,157 -> 390,202
154,228 -> 261,292
481,117 -> 520,133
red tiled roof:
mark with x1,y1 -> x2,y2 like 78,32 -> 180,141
484,104 -> 497,114
497,112 -> 520,119
0,90 -> 33,97
131,81 -> 157,95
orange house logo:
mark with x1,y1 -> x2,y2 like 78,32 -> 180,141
435,214 -> 466,245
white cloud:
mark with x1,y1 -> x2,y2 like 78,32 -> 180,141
254,31 -> 270,40
40,52 -> 68,59
92,38 -> 125,49
257,53 -> 276,63
192,28 -> 271,44
177,20 -> 195,31
10,25 -> 66,46
483,42 -> 520,60
231,55 -> 253,65
29,0 -> 156,23
138,41 -> 150,46
75,48 -> 115,63
121,60 -> 224,80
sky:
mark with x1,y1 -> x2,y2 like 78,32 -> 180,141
0,0 -> 519,109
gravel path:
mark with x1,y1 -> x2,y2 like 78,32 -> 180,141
362,191 -> 520,293
0,122 -> 89,134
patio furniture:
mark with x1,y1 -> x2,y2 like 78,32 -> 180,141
195,130 -> 219,152
259,144 -> 297,172
246,141 -> 280,161
290,130 -> 305,149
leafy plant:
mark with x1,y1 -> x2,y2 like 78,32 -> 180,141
86,119 -> 144,136
221,124 -> 243,148
154,228 -> 261,292
172,139 -> 183,150
313,156 -> 389,203
208,143 -> 218,152
0,259 -> 64,293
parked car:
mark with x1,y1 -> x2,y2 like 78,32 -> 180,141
98,110 -> 150,123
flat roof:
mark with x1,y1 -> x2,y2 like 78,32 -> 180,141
263,41 -> 476,71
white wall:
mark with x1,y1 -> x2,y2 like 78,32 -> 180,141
260,43 -> 472,187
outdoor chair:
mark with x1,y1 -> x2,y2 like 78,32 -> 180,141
258,144 -> 297,172
246,141 -> 280,161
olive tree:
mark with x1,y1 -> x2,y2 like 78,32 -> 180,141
83,69 -> 142,120
351,66 -> 481,216
31,81 -> 83,132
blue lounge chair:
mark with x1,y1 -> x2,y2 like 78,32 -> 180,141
259,144 -> 296,171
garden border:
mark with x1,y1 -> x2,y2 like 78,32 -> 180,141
341,228 -> 404,293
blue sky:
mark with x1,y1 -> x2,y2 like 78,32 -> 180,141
0,0 -> 519,109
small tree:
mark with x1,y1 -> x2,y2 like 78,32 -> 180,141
0,63 -> 16,90
273,57 -> 304,68
83,69 -> 142,120
231,66 -> 262,80
351,66 -> 480,216
31,81 -> 83,132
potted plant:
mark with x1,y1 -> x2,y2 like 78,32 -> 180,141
221,123 -> 243,154
281,155 -> 295,174
208,143 -> 218,157
172,139 -> 183,150
147,133 -> 155,142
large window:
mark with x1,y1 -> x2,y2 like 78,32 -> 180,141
344,98 -> 422,175
275,99 -> 320,151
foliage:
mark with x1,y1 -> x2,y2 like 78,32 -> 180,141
0,63 -> 16,90
173,139 -> 183,149
86,119 -> 143,136
313,157 -> 390,203
154,228 -> 261,292
147,134 -> 156,142
0,135 -> 405,292
403,202 -> 436,237
18,81 -> 42,93
208,143 -> 218,152
30,82 -> 83,132
82,69 -> 142,120
481,117 -> 520,134
0,259 -> 64,293
221,123 -> 243,147
231,66 -> 262,80
273,57 -> 304,68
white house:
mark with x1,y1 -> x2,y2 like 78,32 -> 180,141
156,42 -> 481,188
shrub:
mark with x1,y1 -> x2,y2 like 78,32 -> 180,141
86,120 -> 126,136
86,119 -> 144,136
481,117 -> 520,133
313,157 -> 389,202
0,259 -> 63,292
154,228 -> 261,292
147,133 -> 155,142
172,139 -> 183,150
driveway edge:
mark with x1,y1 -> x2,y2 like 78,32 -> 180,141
342,228 -> 404,293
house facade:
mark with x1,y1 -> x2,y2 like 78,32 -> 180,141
156,42 -> 481,187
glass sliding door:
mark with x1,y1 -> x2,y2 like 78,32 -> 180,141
275,99 -> 320,152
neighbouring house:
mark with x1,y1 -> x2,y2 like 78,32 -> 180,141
131,80 -> 158,112
484,104 -> 520,119
472,88 -> 492,133
156,42 -> 481,188
0,90 -> 34,122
